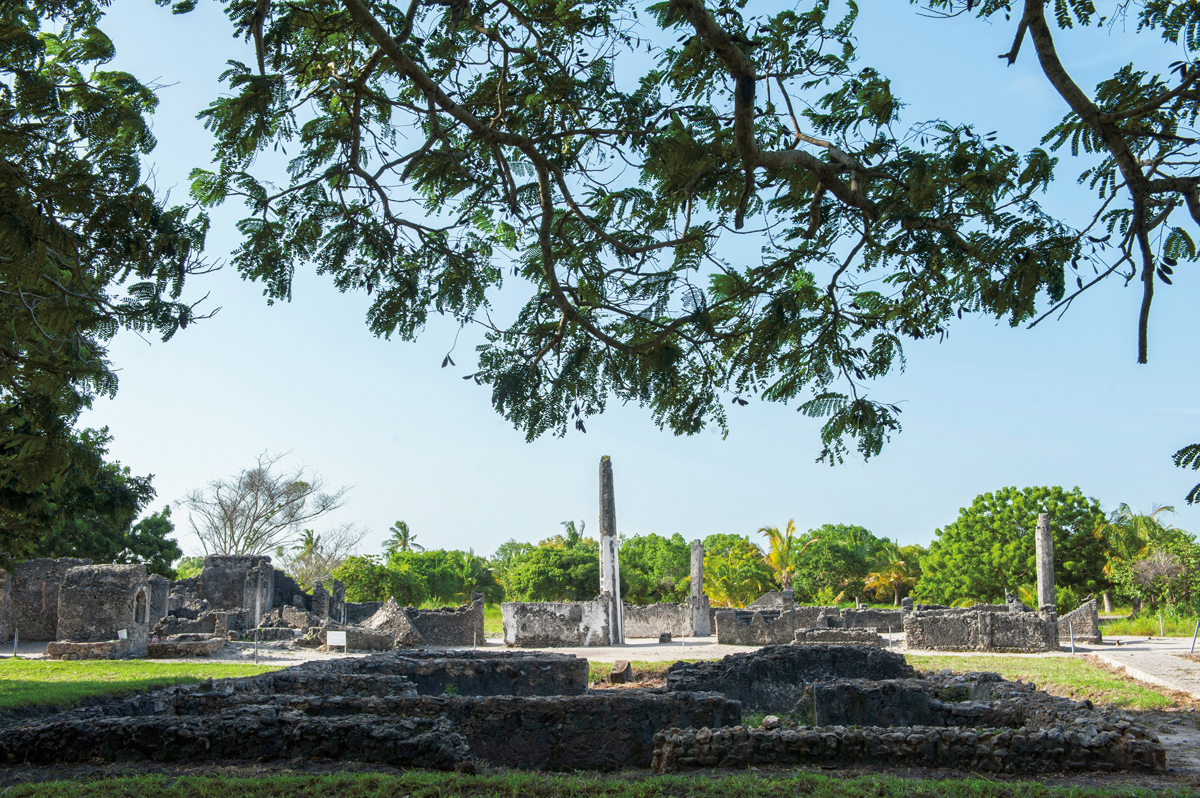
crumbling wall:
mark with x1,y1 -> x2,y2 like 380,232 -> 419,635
1058,599 -> 1102,644
714,608 -> 801,645
667,644 -> 913,712
148,575 -> 170,627
502,595 -> 612,647
55,564 -> 150,656
623,603 -> 694,638
793,628 -> 884,647
407,596 -> 485,647
840,608 -> 904,631
242,560 -> 275,627
202,555 -> 270,610
272,569 -> 308,610
8,558 -> 92,641
904,606 -> 1057,652
345,601 -> 383,625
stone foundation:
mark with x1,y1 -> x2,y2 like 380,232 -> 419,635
904,605 -> 1057,652
46,638 -> 143,660
714,608 -> 799,645
793,628 -> 884,646
147,636 -> 225,658
667,645 -> 913,712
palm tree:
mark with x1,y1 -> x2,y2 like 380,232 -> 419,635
863,541 -> 914,606
758,520 -> 819,589
385,520 -> 423,555
1094,503 -> 1182,612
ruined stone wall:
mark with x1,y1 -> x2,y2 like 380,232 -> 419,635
406,596 -> 485,647
667,645 -> 913,712
201,555 -> 270,610
502,595 -> 612,647
148,575 -> 170,627
324,650 -> 590,696
345,601 -> 383,624
714,608 -> 801,645
8,558 -> 92,641
56,564 -> 149,656
840,608 -> 904,631
623,603 -> 693,638
272,569 -> 308,610
903,606 -> 1057,652
1058,599 -> 1102,644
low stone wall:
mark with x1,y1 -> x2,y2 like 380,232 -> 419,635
502,595 -> 612,647
623,603 -> 693,638
667,645 -> 913,712
655,669 -> 1166,773
840,608 -> 904,631
46,637 -> 144,660
1058,599 -> 1102,644
793,628 -> 883,647
407,597 -> 485,647
147,637 -> 225,658
904,606 -> 1058,652
0,651 -> 737,771
651,722 -> 1164,773
313,627 -> 395,651
714,609 -> 797,645
345,601 -> 384,625
324,650 -> 590,697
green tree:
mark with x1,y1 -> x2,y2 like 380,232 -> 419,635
703,536 -> 774,607
503,545 -> 600,602
333,554 -> 425,605
174,555 -> 204,579
180,0 -> 1095,463
387,549 -> 461,604
0,2 -> 209,552
489,538 -> 534,591
791,532 -> 872,604
916,486 -> 1108,607
384,520 -> 422,554
620,533 -> 690,604
864,540 -> 917,607
758,520 -> 816,590
450,549 -> 502,604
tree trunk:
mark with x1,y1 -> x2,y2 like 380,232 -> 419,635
893,587 -> 900,607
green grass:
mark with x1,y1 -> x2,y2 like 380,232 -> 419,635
1101,613 -> 1200,637
0,770 -> 1188,798
587,659 -> 699,683
484,603 -> 502,636
0,659 -> 283,709
905,654 -> 1181,710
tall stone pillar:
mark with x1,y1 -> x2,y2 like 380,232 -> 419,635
599,456 -> 624,644
1035,512 -> 1055,611
688,539 -> 711,636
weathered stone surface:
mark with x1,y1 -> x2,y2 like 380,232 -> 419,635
610,660 -> 632,684
793,628 -> 884,647
147,575 -> 170,627
202,555 -> 271,611
667,645 -> 913,712
689,541 -> 711,637
653,672 -> 1166,774
406,596 -> 485,647
345,601 -> 384,625
502,596 -> 612,647
598,456 -> 623,645
1058,599 -> 1102,644
46,638 -> 143,660
57,564 -> 150,657
363,597 -> 423,646
623,603 -> 690,638
714,608 -> 797,645
1036,512 -> 1055,611
316,627 -> 396,651
8,558 -> 92,641
146,636 -> 225,658
904,606 -> 1057,652
840,608 -> 904,631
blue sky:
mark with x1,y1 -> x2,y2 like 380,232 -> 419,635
81,1 -> 1200,559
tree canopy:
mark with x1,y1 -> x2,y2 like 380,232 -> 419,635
915,485 -> 1108,606
172,0 -> 1155,463
1,1 -> 211,545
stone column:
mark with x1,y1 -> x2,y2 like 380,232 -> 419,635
1035,512 -> 1055,611
598,456 -> 624,644
688,540 -> 711,636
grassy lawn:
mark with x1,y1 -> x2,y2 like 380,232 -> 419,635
0,659 -> 283,709
906,654 -> 1182,710
484,603 -> 503,636
1101,614 -> 1200,637
0,770 -> 1187,798
587,659 -> 699,683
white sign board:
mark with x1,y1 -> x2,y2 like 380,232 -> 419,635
117,629 -> 128,640
326,630 -> 347,649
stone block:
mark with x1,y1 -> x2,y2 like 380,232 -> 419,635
407,596 -> 485,647
609,660 -> 632,684
202,555 -> 271,611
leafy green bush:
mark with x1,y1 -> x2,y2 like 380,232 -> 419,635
333,555 -> 426,605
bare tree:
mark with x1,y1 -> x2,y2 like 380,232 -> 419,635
179,452 -> 350,556
275,523 -> 367,590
